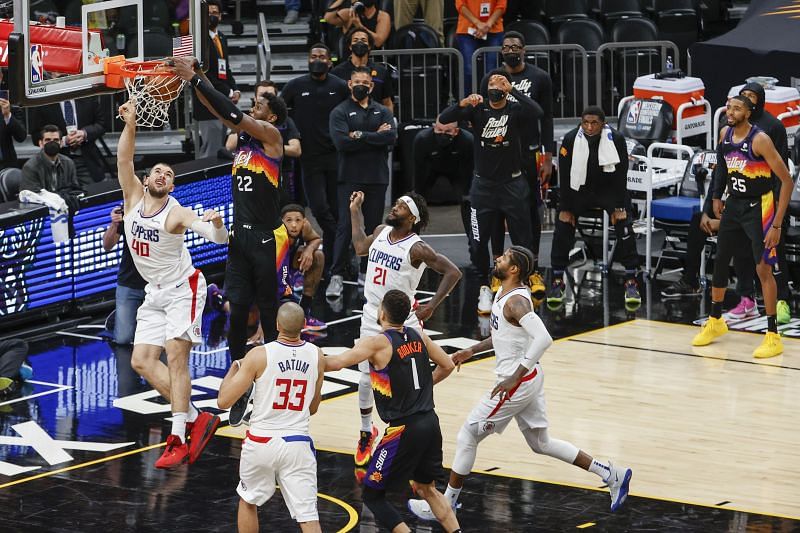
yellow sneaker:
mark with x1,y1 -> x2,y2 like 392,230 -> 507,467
490,276 -> 502,293
753,332 -> 783,359
692,316 -> 728,346
529,272 -> 545,296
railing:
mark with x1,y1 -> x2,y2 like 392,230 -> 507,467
370,48 -> 464,124
595,41 -> 680,117
256,11 -> 272,83
472,44 -> 589,120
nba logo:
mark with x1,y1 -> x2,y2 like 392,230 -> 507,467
30,44 -> 44,84
626,101 -> 642,124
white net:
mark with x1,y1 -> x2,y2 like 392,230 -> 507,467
121,69 -> 186,128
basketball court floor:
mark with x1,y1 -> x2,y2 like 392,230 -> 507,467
1,236 -> 798,532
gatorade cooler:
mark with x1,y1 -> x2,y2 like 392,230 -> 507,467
728,84 -> 800,148
633,74 -> 708,140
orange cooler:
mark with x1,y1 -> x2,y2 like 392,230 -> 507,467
728,84 -> 800,147
633,74 -> 707,138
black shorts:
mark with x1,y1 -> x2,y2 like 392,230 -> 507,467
716,193 -> 777,266
225,223 -> 288,306
363,410 -> 443,491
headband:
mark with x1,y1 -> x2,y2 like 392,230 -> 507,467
398,195 -> 420,219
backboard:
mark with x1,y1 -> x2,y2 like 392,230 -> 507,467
6,0 -> 209,106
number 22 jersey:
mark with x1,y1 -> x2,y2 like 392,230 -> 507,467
232,132 -> 282,228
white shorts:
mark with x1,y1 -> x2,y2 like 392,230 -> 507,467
134,269 -> 206,347
466,364 -> 548,436
358,307 -> 422,373
237,433 -> 319,523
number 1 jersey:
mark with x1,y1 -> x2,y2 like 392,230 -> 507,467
249,340 -> 319,437
232,132 -> 282,228
363,226 -> 426,323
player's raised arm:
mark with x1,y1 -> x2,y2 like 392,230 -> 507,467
350,190 -> 384,256
172,57 -> 281,148
117,100 -> 144,213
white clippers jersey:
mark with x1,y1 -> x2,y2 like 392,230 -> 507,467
124,196 -> 195,286
249,340 -> 319,436
490,286 -> 535,379
363,226 -> 426,320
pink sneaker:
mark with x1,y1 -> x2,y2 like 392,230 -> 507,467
726,296 -> 758,319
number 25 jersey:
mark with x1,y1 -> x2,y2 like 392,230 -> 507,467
720,125 -> 772,198
232,132 -> 282,228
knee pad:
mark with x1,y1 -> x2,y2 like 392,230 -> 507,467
358,372 -> 373,409
451,423 -> 480,476
524,427 -> 548,454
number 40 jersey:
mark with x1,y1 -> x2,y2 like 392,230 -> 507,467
363,226 -> 426,328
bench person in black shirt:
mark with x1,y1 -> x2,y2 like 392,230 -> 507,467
327,66 -> 397,298
282,44 -> 350,278
479,31 -> 555,293
103,203 -> 146,345
439,72 -> 542,314
325,290 -> 461,533
332,28 -> 395,115
174,57 -> 288,424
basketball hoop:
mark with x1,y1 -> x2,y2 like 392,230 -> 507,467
104,56 -> 186,128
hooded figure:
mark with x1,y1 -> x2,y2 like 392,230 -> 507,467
738,82 -> 789,164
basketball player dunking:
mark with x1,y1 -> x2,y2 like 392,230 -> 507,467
349,191 -> 462,467
117,101 -> 227,468
408,246 -> 633,519
174,57 -> 289,425
325,290 -> 462,533
217,302 -> 325,533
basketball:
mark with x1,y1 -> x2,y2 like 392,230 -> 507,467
146,73 -> 185,103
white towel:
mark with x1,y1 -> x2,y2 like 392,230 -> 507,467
569,125 -> 621,191
19,189 -> 70,243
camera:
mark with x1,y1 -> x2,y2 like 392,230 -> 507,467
352,1 -> 365,15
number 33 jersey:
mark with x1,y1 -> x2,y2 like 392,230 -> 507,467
124,196 -> 195,286
232,132 -> 282,228
250,340 -> 320,436
363,226 -> 426,325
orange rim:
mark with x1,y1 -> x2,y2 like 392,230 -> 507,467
117,59 -> 175,77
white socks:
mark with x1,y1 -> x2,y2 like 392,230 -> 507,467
360,412 -> 372,433
188,403 -> 199,423
589,458 -> 611,481
171,412 -> 187,443
443,484 -> 462,508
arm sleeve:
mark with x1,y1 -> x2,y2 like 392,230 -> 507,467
509,88 -> 543,119
612,132 -> 629,209
191,220 -> 229,244
439,103 -> 472,124
518,311 -> 553,370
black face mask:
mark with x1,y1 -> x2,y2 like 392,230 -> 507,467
434,133 -> 454,147
308,60 -> 329,75
209,15 -> 219,29
43,140 -> 60,157
502,53 -> 522,68
351,42 -> 369,58
487,89 -> 505,103
352,84 -> 370,101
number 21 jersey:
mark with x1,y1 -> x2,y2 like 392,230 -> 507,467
232,132 -> 282,228
364,226 -> 426,322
